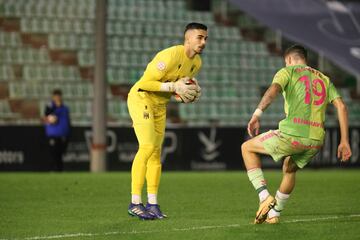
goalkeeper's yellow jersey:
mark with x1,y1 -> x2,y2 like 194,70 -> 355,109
129,45 -> 202,105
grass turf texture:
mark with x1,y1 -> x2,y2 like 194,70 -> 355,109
1,170 -> 360,240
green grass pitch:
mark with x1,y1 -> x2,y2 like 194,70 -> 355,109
1,170 -> 360,240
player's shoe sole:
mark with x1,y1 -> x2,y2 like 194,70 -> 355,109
265,216 -> 280,224
254,196 -> 276,224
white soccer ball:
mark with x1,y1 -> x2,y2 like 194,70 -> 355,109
47,114 -> 58,124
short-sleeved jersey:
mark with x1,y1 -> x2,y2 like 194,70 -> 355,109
272,64 -> 341,141
129,45 -> 202,105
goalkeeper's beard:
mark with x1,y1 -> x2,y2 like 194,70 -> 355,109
193,44 -> 205,54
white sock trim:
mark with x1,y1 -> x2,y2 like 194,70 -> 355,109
131,194 -> 142,204
247,167 -> 261,173
276,190 -> 290,200
259,189 -> 270,203
268,209 -> 280,218
148,193 -> 157,204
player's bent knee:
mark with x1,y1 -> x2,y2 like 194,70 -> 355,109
241,141 -> 250,154
241,139 -> 259,154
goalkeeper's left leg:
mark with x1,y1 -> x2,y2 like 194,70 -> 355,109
146,147 -> 162,199
146,108 -> 166,203
144,108 -> 167,219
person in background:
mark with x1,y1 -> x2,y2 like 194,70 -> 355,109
43,89 -> 71,172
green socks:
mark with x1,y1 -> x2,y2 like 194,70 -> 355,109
247,168 -> 270,202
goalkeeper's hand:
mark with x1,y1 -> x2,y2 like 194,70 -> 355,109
160,77 -> 196,95
160,77 -> 200,103
190,78 -> 201,102
175,77 -> 202,103
173,77 -> 197,95
177,90 -> 198,103
176,92 -> 197,103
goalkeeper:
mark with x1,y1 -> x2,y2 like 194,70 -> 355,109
127,22 -> 208,220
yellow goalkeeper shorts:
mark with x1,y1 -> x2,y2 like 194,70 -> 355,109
127,92 -> 166,148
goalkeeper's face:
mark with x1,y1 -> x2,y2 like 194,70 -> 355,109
185,29 -> 208,54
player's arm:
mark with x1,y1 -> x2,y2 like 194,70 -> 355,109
137,72 -> 196,96
256,83 -> 282,112
332,98 -> 352,162
43,103 -> 54,124
247,83 -> 282,137
44,103 -> 54,116
136,51 -> 196,95
135,49 -> 174,92
247,68 -> 289,137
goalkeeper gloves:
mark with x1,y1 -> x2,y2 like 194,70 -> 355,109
190,78 -> 201,102
160,77 -> 197,95
160,77 -> 201,103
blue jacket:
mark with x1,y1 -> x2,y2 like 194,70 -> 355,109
44,102 -> 71,137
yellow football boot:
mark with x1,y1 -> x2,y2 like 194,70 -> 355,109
254,196 -> 276,224
265,216 -> 280,224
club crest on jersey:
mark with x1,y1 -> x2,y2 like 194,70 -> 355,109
143,111 -> 150,119
157,61 -> 166,71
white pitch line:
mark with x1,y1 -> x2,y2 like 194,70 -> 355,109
3,214 -> 360,240
283,214 -> 360,223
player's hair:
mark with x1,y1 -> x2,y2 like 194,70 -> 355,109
184,22 -> 207,34
284,44 -> 308,60
52,89 -> 62,96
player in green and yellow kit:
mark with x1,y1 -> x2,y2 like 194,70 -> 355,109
241,45 -> 352,224
127,23 -> 208,220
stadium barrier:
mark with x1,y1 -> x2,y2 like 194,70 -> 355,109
0,126 -> 359,171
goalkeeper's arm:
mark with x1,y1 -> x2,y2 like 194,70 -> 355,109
137,76 -> 197,96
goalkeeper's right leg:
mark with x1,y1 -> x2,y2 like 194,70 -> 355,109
127,94 -> 157,210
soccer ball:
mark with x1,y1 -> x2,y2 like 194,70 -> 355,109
174,79 -> 198,103
47,114 -> 58,124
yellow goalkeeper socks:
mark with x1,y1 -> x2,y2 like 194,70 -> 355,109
146,147 -> 162,196
131,145 -> 156,196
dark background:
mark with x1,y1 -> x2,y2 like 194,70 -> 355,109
0,126 -> 359,171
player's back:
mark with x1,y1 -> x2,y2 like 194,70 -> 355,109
273,64 -> 340,141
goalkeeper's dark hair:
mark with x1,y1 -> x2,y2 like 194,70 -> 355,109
52,89 -> 62,96
284,44 -> 308,60
184,22 -> 207,34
